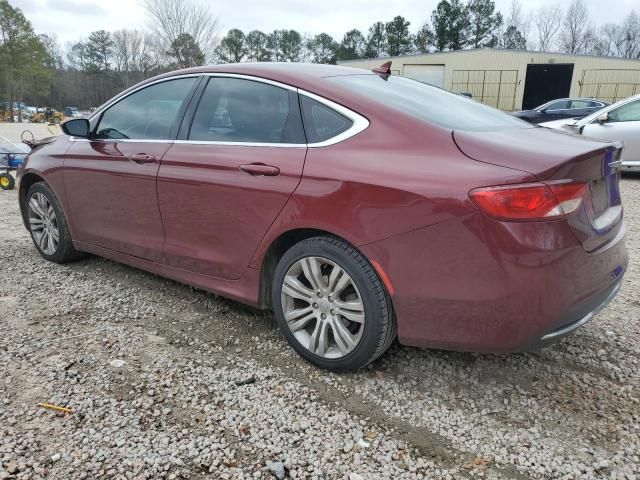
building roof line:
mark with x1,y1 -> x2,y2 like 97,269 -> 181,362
338,48 -> 640,64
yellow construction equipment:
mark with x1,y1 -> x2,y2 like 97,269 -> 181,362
31,107 -> 63,124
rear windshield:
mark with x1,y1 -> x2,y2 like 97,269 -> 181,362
329,75 -> 532,132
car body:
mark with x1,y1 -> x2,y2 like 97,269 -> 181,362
513,98 -> 609,124
17,63 -> 627,370
540,94 -> 640,173
64,106 -> 80,118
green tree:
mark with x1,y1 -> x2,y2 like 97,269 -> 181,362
268,30 -> 302,62
431,0 -> 470,51
336,29 -> 365,61
385,16 -> 413,56
280,29 -> 302,62
246,30 -> 270,62
365,21 -> 387,57
502,25 -> 527,49
306,33 -> 337,64
467,0 -> 503,48
86,30 -> 114,72
414,23 -> 434,53
168,33 -> 205,68
215,29 -> 247,63
0,0 -> 52,119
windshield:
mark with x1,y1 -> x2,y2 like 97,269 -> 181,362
328,74 -> 533,132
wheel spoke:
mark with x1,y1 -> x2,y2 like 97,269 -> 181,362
301,257 -> 325,293
288,312 -> 316,332
29,217 -> 44,229
39,229 -> 49,251
282,276 -> 314,303
328,317 -> 357,354
29,197 -> 45,219
331,270 -> 351,296
51,228 -> 59,243
334,300 -> 365,323
285,305 -> 313,322
309,320 -> 329,356
47,229 -> 56,251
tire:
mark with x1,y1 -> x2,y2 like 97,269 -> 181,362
25,182 -> 81,263
0,173 -> 14,190
272,236 -> 396,372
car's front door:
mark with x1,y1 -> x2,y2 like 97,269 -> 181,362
582,99 -> 640,161
64,77 -> 200,261
157,76 -> 307,279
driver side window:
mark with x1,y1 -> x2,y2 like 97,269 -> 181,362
608,100 -> 640,123
95,77 -> 197,140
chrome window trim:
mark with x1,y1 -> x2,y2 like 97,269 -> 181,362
298,90 -> 369,148
77,72 -> 369,148
89,73 -> 202,120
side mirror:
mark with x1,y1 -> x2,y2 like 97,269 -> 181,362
61,118 -> 90,138
597,113 -> 609,124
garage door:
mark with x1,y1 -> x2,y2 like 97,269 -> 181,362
403,65 -> 445,88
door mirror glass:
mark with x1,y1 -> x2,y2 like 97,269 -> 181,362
597,113 -> 609,123
61,118 -> 90,138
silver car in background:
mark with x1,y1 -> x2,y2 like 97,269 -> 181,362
540,94 -> 640,173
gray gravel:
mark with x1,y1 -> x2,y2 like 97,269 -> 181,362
1,175 -> 639,479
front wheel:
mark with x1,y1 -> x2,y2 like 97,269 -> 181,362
272,236 -> 396,372
25,182 -> 81,263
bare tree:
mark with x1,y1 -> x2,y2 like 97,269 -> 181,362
143,0 -> 219,62
559,0 -> 591,54
505,0 -> 531,47
533,5 -> 562,51
618,11 -> 640,58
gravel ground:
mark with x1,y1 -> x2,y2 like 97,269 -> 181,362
0,175 -> 639,480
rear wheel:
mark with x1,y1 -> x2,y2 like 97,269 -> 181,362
272,236 -> 396,372
25,182 -> 81,263
0,173 -> 14,190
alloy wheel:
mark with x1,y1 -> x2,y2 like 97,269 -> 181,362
28,192 -> 59,255
281,256 -> 365,359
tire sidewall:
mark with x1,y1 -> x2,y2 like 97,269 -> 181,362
272,238 -> 388,372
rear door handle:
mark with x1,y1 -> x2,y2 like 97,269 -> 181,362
239,163 -> 280,176
129,154 -> 156,164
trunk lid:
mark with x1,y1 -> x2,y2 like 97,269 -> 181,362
453,127 -> 624,252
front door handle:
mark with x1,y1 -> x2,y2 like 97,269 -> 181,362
239,163 -> 280,176
129,154 -> 156,164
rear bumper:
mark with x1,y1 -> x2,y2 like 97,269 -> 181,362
533,280 -> 621,348
361,212 -> 628,352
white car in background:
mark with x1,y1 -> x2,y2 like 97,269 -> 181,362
540,94 -> 640,173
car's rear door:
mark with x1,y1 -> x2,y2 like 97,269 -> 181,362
157,75 -> 307,280
64,76 -> 200,262
582,99 -> 640,161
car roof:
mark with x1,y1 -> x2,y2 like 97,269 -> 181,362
147,63 -> 375,92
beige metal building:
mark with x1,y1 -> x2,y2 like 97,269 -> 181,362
339,49 -> 640,111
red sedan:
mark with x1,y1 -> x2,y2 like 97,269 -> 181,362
17,63 -> 627,371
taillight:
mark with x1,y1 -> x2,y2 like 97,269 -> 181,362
469,182 -> 588,221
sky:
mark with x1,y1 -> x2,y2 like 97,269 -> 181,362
10,0 -> 639,47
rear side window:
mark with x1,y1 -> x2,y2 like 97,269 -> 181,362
300,96 -> 353,143
188,77 -> 305,144
95,77 -> 197,140
546,100 -> 569,110
329,75 -> 531,132
569,100 -> 590,109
